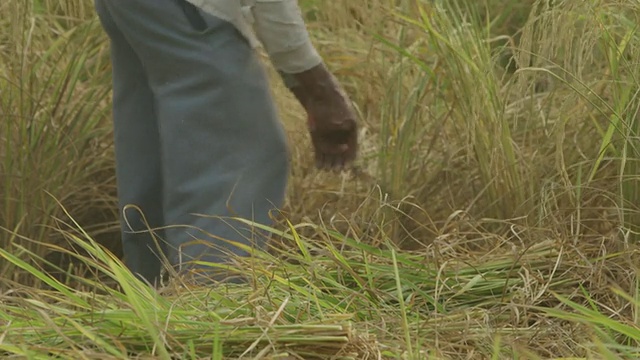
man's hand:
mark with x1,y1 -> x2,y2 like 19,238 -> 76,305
288,63 -> 358,170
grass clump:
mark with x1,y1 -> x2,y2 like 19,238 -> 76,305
0,0 -> 118,285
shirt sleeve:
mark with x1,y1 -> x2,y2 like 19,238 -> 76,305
245,0 -> 323,74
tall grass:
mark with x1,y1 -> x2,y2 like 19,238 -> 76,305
510,0 -> 640,239
351,0 -> 640,241
2,0 -> 640,358
405,1 -> 525,219
0,0 -> 117,285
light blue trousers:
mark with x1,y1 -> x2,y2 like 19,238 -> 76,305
95,0 -> 290,284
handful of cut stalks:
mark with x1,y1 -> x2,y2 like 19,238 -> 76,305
0,226 -> 571,359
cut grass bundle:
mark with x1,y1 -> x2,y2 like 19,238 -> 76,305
539,287 -> 640,359
2,212 -> 627,359
261,228 -> 574,313
0,216 -> 377,359
1,300 -> 364,359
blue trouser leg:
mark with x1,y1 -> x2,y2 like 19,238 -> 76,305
95,0 -> 167,284
95,0 -> 290,283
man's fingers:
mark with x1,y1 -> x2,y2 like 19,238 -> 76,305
311,124 -> 358,171
315,150 -> 354,171
315,152 -> 324,169
335,155 -> 346,171
328,154 -> 343,171
315,150 -> 342,170
315,139 -> 348,156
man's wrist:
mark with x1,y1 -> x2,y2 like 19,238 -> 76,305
279,62 -> 332,98
279,63 -> 347,119
291,63 -> 332,87
278,70 -> 301,90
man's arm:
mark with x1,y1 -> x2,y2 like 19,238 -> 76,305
247,0 -> 322,77
247,0 -> 344,110
247,0 -> 358,170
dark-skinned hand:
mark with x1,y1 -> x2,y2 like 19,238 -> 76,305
289,63 -> 358,171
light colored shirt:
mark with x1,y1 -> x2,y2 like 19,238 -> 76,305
185,0 -> 322,74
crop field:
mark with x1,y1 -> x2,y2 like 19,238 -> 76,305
1,0 -> 639,359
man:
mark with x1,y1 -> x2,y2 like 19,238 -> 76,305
94,0 -> 358,285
